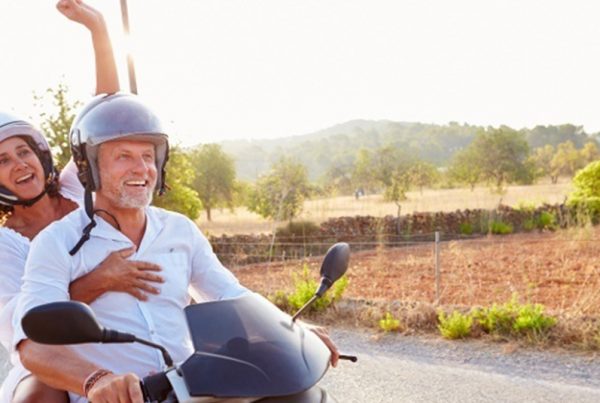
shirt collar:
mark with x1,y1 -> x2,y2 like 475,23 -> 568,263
137,207 -> 164,255
87,206 -> 165,252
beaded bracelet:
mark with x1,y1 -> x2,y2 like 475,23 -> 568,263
84,368 -> 113,397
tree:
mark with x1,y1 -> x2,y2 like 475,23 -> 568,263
448,148 -> 481,190
153,146 -> 201,220
468,127 -> 531,192
529,145 -> 556,183
247,157 -> 310,222
190,144 -> 236,221
580,142 -> 600,165
551,141 -> 581,180
231,180 -> 252,208
351,148 -> 377,192
372,146 -> 417,202
410,161 -> 439,193
34,82 -> 81,170
321,161 -> 354,196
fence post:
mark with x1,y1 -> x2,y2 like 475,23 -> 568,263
435,231 -> 441,305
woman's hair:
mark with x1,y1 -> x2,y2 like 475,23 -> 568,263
0,136 -> 61,222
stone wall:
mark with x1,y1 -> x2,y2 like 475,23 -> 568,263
210,203 -> 570,266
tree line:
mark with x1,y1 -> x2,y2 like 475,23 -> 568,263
222,120 -> 598,181
36,85 -> 600,223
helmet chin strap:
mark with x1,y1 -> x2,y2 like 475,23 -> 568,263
69,188 -> 96,256
5,188 -> 48,207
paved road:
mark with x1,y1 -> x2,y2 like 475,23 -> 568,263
323,354 -> 600,402
3,329 -> 600,402
322,329 -> 600,402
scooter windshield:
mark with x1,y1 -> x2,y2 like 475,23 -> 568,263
181,293 -> 330,398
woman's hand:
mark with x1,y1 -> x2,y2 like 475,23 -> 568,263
56,0 -> 103,31
95,247 -> 164,300
304,323 -> 340,367
70,247 -> 164,304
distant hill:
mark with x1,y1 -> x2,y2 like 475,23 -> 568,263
215,121 -> 597,182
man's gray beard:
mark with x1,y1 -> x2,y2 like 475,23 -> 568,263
116,189 -> 154,208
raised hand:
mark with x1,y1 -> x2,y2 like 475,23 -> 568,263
56,0 -> 103,30
55,0 -> 120,95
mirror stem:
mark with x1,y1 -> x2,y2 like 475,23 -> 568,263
291,295 -> 318,323
134,337 -> 174,367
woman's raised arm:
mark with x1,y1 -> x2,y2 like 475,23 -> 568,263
56,0 -> 120,94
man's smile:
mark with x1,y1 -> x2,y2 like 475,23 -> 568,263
124,179 -> 149,187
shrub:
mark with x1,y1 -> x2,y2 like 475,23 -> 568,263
473,301 -> 517,336
438,310 -> 473,339
536,211 -> 556,230
489,220 -> 513,235
522,218 -> 536,231
331,275 -> 349,302
473,294 -> 556,340
269,290 -> 291,311
512,303 -> 556,339
567,161 -> 600,223
379,312 -> 401,332
279,263 -> 348,314
459,222 -> 473,235
569,199 -> 600,226
287,266 -> 328,311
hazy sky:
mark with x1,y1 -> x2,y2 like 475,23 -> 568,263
1,0 -> 599,146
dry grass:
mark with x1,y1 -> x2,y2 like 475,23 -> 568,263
198,180 -> 572,236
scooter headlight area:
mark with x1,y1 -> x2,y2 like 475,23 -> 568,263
179,293 -> 331,400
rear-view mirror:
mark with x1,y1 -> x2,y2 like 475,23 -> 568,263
22,301 -> 104,345
316,242 -> 350,297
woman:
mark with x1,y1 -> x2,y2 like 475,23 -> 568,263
0,1 -> 163,402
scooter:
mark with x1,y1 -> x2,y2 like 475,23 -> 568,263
22,243 -> 357,402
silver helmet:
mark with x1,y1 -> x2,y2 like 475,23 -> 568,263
69,92 -> 169,194
0,112 -> 57,206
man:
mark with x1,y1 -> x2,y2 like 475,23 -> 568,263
13,93 -> 338,403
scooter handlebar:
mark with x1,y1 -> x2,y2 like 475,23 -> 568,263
339,354 -> 358,362
140,372 -> 172,402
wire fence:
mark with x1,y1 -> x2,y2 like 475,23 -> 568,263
211,231 -> 487,266
227,230 -> 600,313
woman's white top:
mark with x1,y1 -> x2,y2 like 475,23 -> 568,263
0,160 -> 83,402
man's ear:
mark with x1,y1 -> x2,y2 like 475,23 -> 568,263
94,143 -> 108,190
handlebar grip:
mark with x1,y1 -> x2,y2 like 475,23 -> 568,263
339,354 -> 358,362
141,372 -> 172,402
140,380 -> 149,402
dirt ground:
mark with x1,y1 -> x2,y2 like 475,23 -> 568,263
233,227 -> 600,316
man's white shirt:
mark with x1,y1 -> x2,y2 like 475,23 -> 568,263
13,205 -> 248,402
